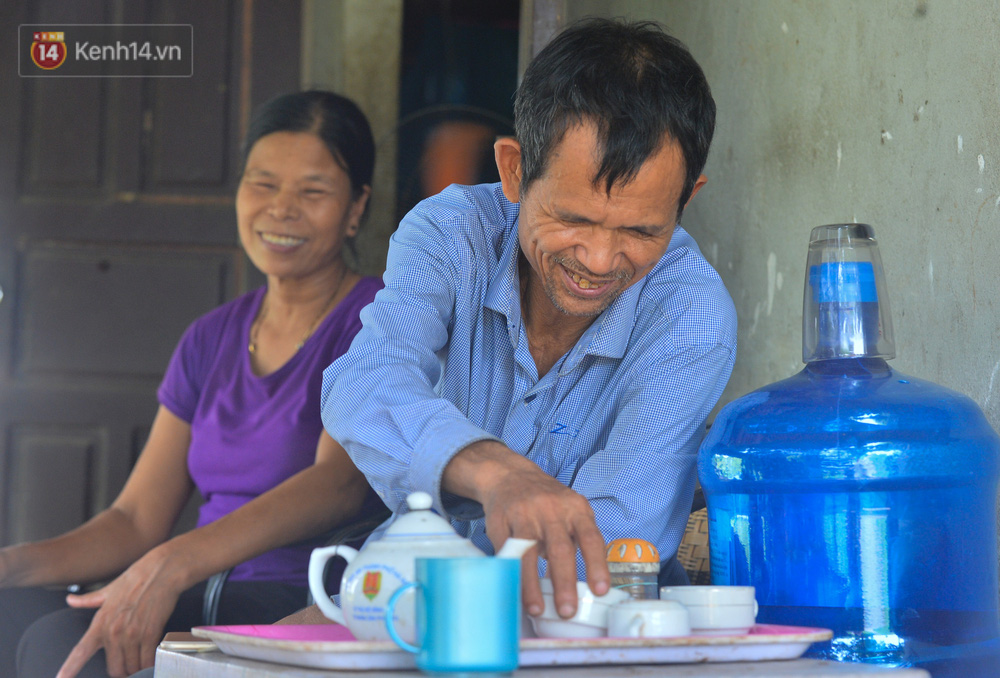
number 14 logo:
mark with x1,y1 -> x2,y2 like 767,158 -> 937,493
31,31 -> 67,70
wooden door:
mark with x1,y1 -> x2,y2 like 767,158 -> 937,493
0,0 -> 300,545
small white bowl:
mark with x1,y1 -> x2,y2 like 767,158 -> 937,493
529,580 -> 630,638
658,585 -> 758,635
530,616 -> 606,639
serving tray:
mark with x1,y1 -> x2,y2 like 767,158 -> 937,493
190,623 -> 832,670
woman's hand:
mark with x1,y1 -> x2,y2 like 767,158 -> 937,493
52,433 -> 371,678
0,548 -> 13,587
0,543 -> 47,589
56,546 -> 186,678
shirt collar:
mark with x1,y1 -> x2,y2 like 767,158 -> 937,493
577,226 -> 687,365
484,221 -> 522,325
567,274 -> 644,365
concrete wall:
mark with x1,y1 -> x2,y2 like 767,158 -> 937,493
562,0 -> 1000,426
301,0 -> 403,276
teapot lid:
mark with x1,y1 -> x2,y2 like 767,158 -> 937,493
383,491 -> 463,540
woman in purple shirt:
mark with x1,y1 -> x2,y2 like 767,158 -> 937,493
0,91 -> 385,678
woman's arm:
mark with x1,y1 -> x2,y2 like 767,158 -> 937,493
0,405 -> 194,588
141,429 -> 372,590
57,430 -> 374,678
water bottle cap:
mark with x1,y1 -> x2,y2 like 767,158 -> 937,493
606,538 -> 660,563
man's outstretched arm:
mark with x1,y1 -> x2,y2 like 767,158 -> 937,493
441,439 -> 610,620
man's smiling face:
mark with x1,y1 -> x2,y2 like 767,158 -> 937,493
513,122 -> 696,319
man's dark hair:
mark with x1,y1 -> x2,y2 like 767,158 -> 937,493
514,18 -> 716,217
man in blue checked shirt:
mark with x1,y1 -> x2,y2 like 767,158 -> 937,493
321,18 -> 737,622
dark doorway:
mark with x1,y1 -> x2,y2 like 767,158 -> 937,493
392,0 -> 520,225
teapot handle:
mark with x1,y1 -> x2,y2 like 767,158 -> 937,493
307,544 -> 358,624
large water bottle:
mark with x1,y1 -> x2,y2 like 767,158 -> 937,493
699,224 -> 1000,677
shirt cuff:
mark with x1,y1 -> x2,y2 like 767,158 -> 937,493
409,415 -> 501,519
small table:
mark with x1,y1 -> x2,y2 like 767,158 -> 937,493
155,647 -> 931,677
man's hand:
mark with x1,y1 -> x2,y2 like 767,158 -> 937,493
442,441 -> 610,620
57,548 -> 184,678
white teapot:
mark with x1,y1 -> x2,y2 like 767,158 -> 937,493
308,491 -> 533,644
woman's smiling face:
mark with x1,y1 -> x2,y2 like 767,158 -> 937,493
236,131 -> 368,282
513,122 -> 696,319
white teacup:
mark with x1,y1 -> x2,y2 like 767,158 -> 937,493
658,585 -> 757,635
529,579 -> 630,638
607,599 -> 690,638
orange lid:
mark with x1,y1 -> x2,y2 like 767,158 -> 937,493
606,538 -> 659,563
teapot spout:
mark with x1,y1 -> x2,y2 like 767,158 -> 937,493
496,537 -> 536,560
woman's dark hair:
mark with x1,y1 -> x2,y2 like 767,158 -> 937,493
240,90 -> 376,257
514,18 -> 716,220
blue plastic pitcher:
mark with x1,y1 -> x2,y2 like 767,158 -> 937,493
386,556 -> 521,673
699,224 -> 1000,677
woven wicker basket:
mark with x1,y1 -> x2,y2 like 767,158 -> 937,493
676,507 -> 712,585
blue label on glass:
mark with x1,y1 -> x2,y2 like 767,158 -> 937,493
809,262 -> 877,303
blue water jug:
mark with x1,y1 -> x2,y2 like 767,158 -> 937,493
699,224 -> 1000,677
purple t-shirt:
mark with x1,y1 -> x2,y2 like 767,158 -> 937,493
157,277 -> 383,585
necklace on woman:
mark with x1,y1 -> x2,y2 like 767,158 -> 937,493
248,268 -> 347,355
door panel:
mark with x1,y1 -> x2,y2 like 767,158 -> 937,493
0,0 -> 300,546
15,242 -> 236,380
5,425 -> 104,544
144,1 -> 237,191
23,79 -> 108,194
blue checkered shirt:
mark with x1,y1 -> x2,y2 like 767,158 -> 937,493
321,183 -> 737,582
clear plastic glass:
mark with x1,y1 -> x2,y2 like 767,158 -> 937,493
803,224 -> 895,363
608,563 -> 659,600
